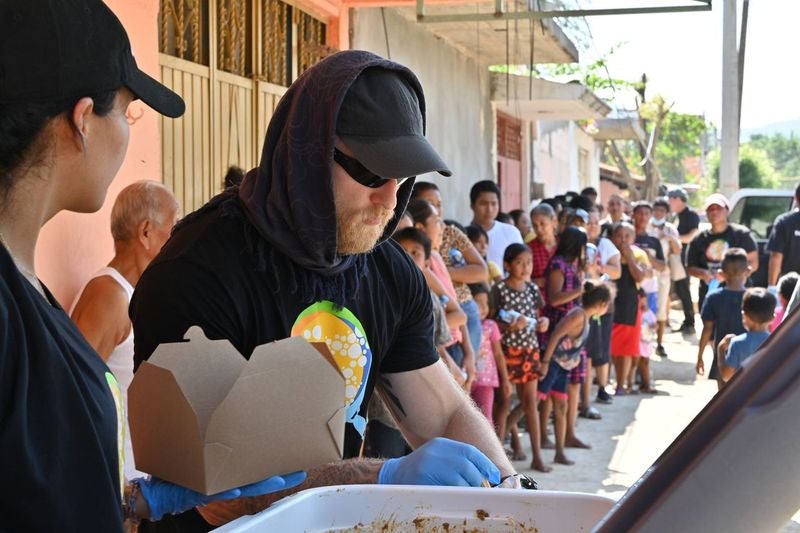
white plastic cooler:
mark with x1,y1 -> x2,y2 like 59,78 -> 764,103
212,485 -> 615,532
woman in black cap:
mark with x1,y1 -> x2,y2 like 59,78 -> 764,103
0,1 -> 303,530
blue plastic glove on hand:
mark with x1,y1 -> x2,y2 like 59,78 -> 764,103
377,437 -> 500,487
136,471 -> 307,521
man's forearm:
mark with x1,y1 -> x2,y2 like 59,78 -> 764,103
197,459 -> 383,526
769,253 -> 783,286
442,401 -> 515,477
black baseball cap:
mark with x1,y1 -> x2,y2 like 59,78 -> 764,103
336,68 -> 451,180
0,0 -> 184,118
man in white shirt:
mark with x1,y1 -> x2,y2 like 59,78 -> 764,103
468,180 -> 523,269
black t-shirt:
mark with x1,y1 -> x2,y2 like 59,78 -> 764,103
0,247 -> 123,531
130,204 -> 438,459
634,233 -> 665,263
767,210 -> 800,276
687,223 -> 757,294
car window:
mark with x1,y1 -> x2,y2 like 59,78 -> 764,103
729,196 -> 794,239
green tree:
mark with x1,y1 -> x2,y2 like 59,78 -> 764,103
706,144 -> 779,193
748,133 -> 800,177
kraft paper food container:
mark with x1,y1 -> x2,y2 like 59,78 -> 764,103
128,326 -> 346,495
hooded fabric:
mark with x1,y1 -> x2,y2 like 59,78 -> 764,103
238,50 -> 425,277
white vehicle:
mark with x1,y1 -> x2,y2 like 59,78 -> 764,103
728,188 -> 796,286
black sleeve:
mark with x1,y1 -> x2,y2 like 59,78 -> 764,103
736,228 -> 758,253
686,233 -> 705,269
0,299 -> 15,424
766,215 -> 786,253
687,210 -> 700,231
379,248 -> 438,374
653,237 -> 665,262
130,258 -> 245,371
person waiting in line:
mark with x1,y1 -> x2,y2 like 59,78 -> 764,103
0,1 -> 304,529
509,208 -> 534,243
469,180 -> 523,270
466,223 -> 503,283
536,227 -> 594,447
667,187 -> 700,333
717,287 -> 777,384
528,202 -> 559,289
609,223 -> 652,396
649,197 -> 683,357
411,182 -> 488,383
71,180 -> 180,480
771,272 -> 799,331
696,248 -> 750,389
469,282 -> 513,428
636,288 -> 659,394
538,282 -> 611,466
490,243 -> 550,472
585,206 -> 621,405
601,194 -> 630,238
407,198 -> 476,386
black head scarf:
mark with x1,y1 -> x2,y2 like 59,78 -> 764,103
238,50 -> 425,277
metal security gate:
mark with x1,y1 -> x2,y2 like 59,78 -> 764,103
158,0 -> 328,212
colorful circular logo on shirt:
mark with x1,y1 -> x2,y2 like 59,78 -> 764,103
705,238 -> 730,262
291,301 -> 372,436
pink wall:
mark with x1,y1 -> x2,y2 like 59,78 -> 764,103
36,0 -> 163,308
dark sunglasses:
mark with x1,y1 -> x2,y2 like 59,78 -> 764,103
333,148 -> 408,189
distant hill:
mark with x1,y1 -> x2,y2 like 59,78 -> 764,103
742,119 -> 800,141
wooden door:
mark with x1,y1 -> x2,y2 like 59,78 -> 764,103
496,111 -> 523,212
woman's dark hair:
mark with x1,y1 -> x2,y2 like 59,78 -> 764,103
444,219 -> 466,233
582,281 -> 611,308
0,91 -> 117,204
411,181 -> 439,199
778,272 -> 800,302
405,198 -> 436,225
496,212 -> 512,224
466,223 -> 488,244
509,209 -> 525,226
554,226 -> 588,266
223,165 -> 245,189
503,242 -> 530,264
393,227 -> 432,259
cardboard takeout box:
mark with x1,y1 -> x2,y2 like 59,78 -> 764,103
128,326 -> 346,495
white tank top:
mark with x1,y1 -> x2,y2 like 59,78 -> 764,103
74,267 -> 142,479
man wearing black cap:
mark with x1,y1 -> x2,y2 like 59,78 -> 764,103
130,52 -> 520,530
668,188 -> 700,332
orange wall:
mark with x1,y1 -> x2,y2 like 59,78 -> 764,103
36,0 -> 163,309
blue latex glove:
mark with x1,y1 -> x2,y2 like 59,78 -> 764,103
377,437 -> 500,487
136,471 -> 306,521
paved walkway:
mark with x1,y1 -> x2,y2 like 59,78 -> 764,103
510,311 -> 800,531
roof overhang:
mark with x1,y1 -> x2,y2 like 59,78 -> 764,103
592,117 -> 647,143
387,3 -> 579,65
491,73 -> 611,121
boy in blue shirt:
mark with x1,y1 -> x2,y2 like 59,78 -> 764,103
696,248 -> 750,389
717,288 -> 776,383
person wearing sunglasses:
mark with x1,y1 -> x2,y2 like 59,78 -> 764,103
129,52 -> 524,531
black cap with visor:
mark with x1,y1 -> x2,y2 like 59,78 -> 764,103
0,0 -> 185,118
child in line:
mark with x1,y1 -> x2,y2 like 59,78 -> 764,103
469,283 -> 513,428
538,282 -> 612,466
696,248 -> 750,389
490,243 -> 550,472
393,228 -> 466,384
466,224 -> 503,283
771,272 -> 799,332
718,287 -> 777,383
528,203 -> 559,290
636,288 -> 659,394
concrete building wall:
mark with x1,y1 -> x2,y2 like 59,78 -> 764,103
351,8 -> 494,224
534,121 -> 601,199
35,0 -> 163,308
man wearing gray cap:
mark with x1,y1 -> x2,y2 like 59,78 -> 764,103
130,51 -> 521,531
668,188 -> 700,332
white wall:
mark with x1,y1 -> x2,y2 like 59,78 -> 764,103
351,8 -> 495,224
533,120 -> 601,198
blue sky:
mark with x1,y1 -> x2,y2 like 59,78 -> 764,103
574,1 -> 799,131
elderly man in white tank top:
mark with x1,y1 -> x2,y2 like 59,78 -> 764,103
71,180 -> 180,479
